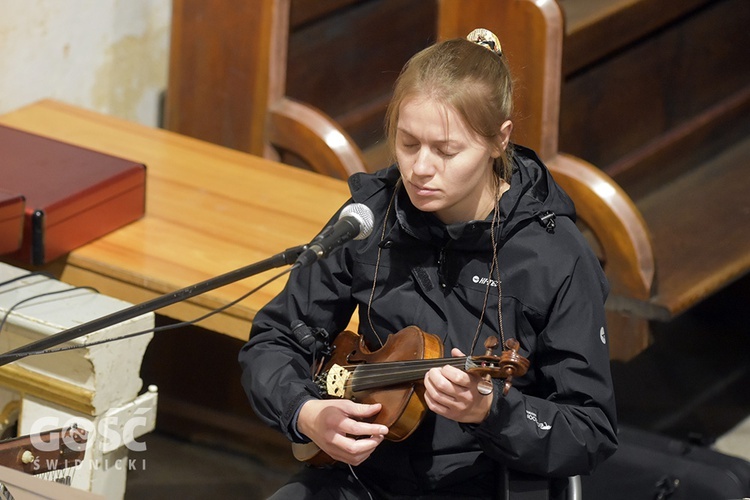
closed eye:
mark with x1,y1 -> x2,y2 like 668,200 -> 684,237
400,143 -> 419,151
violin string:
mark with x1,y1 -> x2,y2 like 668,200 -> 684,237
336,356 -> 499,378
337,357 -> 467,374
353,366 -> 463,377
338,357 -> 496,392
340,359 -> 465,391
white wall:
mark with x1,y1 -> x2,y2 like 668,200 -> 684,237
0,0 -> 171,127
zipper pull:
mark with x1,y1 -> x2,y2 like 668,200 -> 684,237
538,211 -> 556,233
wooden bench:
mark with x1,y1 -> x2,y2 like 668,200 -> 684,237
564,0 -> 750,352
165,0 -> 750,360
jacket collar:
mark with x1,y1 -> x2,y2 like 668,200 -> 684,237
346,146 -> 575,246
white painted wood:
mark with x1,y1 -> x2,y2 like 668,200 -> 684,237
0,262 -> 156,499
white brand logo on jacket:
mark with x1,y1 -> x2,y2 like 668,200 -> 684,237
526,410 -> 551,431
472,275 -> 498,287
600,327 -> 606,345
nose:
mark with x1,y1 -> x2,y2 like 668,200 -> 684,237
411,146 -> 436,176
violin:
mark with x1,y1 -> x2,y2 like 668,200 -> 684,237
292,325 -> 530,465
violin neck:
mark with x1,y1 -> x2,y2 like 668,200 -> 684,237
350,357 -> 466,392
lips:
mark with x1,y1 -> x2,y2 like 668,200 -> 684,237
410,181 -> 438,196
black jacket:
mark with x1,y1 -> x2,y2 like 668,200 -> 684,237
239,146 -> 617,495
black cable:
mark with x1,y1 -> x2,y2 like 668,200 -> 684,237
0,271 -> 56,291
0,287 -> 99,334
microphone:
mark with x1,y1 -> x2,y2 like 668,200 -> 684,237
291,320 -> 316,348
291,320 -> 331,352
295,203 -> 374,267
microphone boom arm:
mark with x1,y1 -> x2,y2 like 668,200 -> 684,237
0,245 -> 307,366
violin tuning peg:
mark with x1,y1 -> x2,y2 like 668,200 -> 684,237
477,374 -> 494,396
502,378 -> 513,396
483,336 -> 499,354
505,338 -> 520,351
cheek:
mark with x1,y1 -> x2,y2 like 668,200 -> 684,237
446,157 -> 490,186
395,150 -> 406,167
448,162 -> 494,201
395,151 -> 415,175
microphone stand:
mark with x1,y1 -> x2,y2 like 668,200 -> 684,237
0,244 -> 306,367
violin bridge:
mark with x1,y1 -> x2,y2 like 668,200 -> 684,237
323,363 -> 351,398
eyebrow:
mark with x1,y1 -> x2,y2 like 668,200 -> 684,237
396,128 -> 462,147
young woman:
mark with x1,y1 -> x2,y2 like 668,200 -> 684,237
239,29 -> 617,499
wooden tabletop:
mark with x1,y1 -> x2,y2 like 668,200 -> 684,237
0,100 -> 352,341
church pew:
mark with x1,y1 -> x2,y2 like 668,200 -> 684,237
164,0 -> 749,361
557,0 -> 750,339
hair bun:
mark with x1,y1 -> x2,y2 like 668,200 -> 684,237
466,28 -> 502,56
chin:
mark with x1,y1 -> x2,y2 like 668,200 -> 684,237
405,193 -> 437,213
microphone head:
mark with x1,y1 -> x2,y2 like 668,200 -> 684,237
339,203 -> 374,240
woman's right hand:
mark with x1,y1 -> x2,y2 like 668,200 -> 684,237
297,399 -> 388,465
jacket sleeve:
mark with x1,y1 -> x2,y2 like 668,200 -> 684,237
237,239 -> 357,443
467,241 -> 618,477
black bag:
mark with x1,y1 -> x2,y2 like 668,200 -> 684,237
582,425 -> 750,499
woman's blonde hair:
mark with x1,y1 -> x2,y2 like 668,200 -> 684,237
385,36 -> 514,181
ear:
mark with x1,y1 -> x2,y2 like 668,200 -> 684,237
491,120 -> 514,157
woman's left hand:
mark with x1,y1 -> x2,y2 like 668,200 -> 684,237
423,348 -> 494,423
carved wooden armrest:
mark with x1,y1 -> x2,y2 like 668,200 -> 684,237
266,97 -> 368,180
547,153 -> 655,301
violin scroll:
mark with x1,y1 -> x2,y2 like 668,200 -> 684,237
467,337 -> 529,396
477,337 -> 499,395
498,338 -> 530,395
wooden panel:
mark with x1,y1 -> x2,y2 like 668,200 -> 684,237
560,0 -> 711,74
438,0 -> 564,161
165,0 -> 433,172
286,0 -> 436,148
290,0 -> 361,27
165,0 -> 281,155
559,0 -> 750,177
610,87 -> 750,200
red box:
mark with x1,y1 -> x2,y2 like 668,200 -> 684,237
0,125 -> 146,265
0,189 -> 25,255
